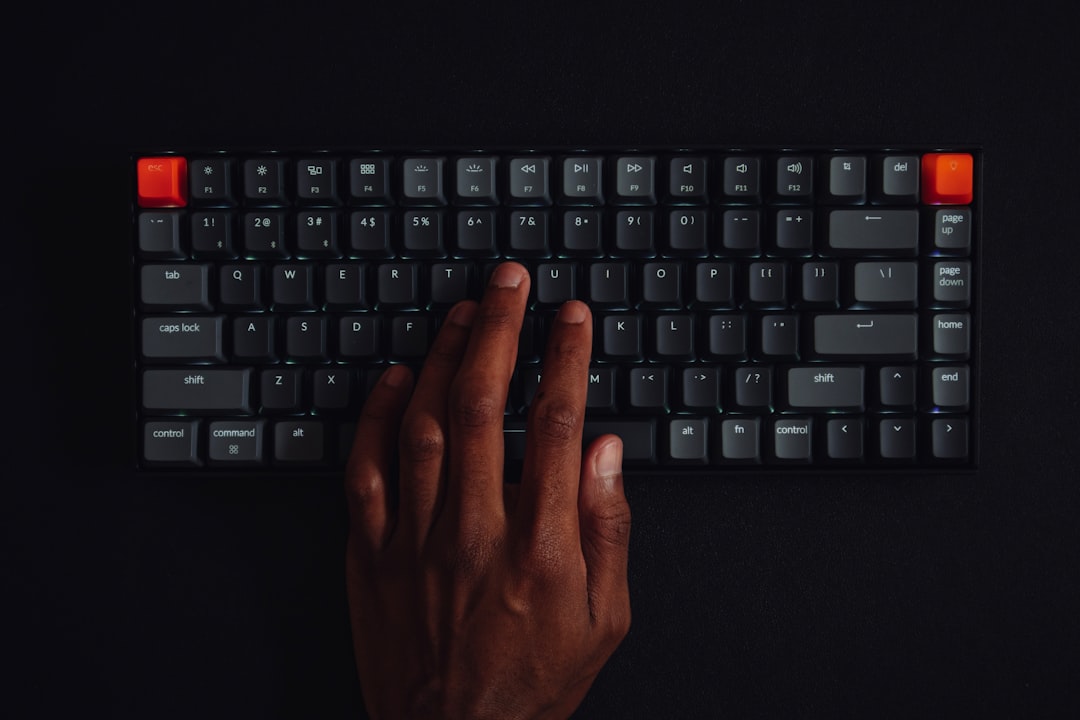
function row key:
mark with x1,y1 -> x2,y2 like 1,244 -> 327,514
139,152 -> 975,209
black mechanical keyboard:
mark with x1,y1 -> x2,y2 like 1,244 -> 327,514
132,147 -> 978,471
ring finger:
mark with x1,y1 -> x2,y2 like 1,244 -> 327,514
395,300 -> 477,546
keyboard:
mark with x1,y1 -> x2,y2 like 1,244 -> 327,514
132,147 -> 978,471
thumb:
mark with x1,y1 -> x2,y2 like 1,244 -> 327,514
578,435 -> 632,636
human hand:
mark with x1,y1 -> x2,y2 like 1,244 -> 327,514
345,262 -> 630,716
345,261 -> 631,720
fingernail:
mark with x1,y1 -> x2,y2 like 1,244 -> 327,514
490,263 -> 525,288
448,301 -> 477,327
595,439 -> 623,487
381,364 -> 408,388
558,301 -> 587,324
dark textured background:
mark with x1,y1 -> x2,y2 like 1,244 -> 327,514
5,2 -> 1080,717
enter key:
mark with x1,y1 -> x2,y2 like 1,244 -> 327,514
813,314 -> 917,358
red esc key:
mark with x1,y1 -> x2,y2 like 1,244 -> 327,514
137,156 -> 188,208
921,152 -> 973,205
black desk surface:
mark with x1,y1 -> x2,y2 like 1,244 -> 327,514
6,3 -> 1080,718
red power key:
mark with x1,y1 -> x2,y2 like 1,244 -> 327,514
137,156 -> 188,207
921,152 -> 973,205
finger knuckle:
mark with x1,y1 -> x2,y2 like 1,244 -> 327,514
399,414 -> 445,463
589,498 -> 633,549
450,382 -> 504,429
515,528 -> 577,581
475,304 -> 518,332
425,342 -> 463,371
344,466 -> 381,507
445,526 -> 500,578
548,335 -> 590,366
529,393 -> 582,443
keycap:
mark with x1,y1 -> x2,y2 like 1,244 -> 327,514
142,369 -> 252,413
502,419 -> 657,463
455,157 -> 498,204
879,366 -> 916,407
878,156 -> 919,202
189,157 -> 235,203
561,156 -> 603,202
734,367 -> 772,410
826,419 -> 864,460
771,418 -> 813,462
934,208 -> 971,250
614,156 -> 656,203
207,420 -> 266,465
719,418 -> 761,462
138,212 -> 183,257
921,153 -> 974,205
932,261 -> 971,306
785,366 -> 864,411
853,262 -> 918,305
723,157 -> 760,200
669,157 -> 707,200
508,157 -> 551,203
244,157 -> 286,202
932,313 -> 970,357
349,157 -> 392,203
722,210 -> 760,252
776,156 -> 813,198
931,418 -> 968,459
584,420 -> 657,462
401,157 -> 445,203
296,157 -> 339,202
274,420 -> 326,463
828,210 -> 918,251
814,314 -> 918,357
827,156 -> 866,202
682,367 -> 721,411
668,418 -> 708,463
143,420 -> 201,466
141,315 -> 225,362
879,418 -> 916,459
931,366 -> 969,410
137,156 -> 188,208
140,264 -> 211,310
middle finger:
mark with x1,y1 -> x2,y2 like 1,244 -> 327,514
445,262 -> 530,527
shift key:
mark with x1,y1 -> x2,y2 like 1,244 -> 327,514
142,368 -> 253,413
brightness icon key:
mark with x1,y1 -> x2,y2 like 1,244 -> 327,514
137,156 -> 188,208
454,156 -> 497,203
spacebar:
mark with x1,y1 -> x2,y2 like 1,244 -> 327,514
504,419 -> 657,462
